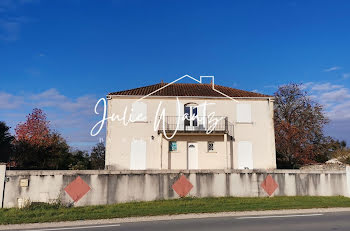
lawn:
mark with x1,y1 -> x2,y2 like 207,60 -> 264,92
1,196 -> 350,225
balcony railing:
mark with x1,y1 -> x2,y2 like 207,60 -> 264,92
157,116 -> 234,137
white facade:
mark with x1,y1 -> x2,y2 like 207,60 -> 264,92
105,93 -> 277,170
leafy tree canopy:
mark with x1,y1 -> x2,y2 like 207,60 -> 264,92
0,121 -> 14,163
274,83 -> 333,168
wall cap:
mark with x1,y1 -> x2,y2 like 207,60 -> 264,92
5,169 -> 347,176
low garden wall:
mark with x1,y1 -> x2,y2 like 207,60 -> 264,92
1,164 -> 350,208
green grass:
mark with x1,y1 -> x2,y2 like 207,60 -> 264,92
1,196 -> 350,225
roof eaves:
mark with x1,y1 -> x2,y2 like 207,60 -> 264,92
107,94 -> 274,100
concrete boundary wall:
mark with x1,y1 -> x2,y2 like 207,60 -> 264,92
2,169 -> 350,208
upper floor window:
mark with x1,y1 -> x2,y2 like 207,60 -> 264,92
131,101 -> 147,122
236,104 -> 251,123
184,103 -> 198,127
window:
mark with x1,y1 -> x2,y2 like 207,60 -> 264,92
207,141 -> 214,152
169,141 -> 177,152
131,102 -> 147,122
236,104 -> 251,123
184,103 -> 198,127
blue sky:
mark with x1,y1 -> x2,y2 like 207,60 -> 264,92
0,0 -> 349,150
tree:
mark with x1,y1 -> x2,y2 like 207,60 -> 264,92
68,150 -> 91,170
12,108 -> 105,170
12,108 -> 72,169
0,121 -> 14,163
90,142 -> 105,169
15,108 -> 52,147
47,132 -> 72,169
274,83 -> 330,168
331,140 -> 350,164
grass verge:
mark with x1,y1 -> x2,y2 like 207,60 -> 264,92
1,196 -> 350,225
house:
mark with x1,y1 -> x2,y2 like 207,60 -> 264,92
105,78 -> 276,170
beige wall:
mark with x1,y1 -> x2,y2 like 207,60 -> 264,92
164,135 -> 227,170
105,96 -> 276,170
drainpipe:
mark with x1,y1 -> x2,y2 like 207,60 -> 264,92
0,163 -> 6,208
160,134 -> 163,170
224,134 -> 228,169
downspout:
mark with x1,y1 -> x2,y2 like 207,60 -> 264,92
268,98 -> 277,169
224,134 -> 228,169
160,134 -> 163,169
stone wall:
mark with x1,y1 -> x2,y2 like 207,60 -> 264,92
1,167 -> 350,208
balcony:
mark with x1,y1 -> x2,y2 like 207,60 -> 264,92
157,116 -> 234,137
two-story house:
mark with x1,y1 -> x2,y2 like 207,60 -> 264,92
105,81 -> 276,170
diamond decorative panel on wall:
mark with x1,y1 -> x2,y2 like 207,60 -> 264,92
172,175 -> 193,197
260,174 -> 278,196
64,176 -> 91,202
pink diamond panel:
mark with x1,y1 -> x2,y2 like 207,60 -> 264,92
64,176 -> 91,202
172,175 -> 193,197
260,174 -> 278,196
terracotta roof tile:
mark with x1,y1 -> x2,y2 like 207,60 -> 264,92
109,83 -> 270,98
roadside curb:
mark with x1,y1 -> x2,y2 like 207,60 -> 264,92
1,207 -> 350,230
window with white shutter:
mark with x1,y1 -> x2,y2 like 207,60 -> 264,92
131,102 -> 147,122
236,104 -> 251,123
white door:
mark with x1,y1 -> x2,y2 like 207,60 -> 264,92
187,142 -> 198,169
237,141 -> 253,169
130,139 -> 146,170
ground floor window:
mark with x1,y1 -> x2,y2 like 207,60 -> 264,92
207,141 -> 215,152
169,141 -> 177,152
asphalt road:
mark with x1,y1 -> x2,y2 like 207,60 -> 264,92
16,211 -> 350,231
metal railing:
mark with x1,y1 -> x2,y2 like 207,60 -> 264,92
157,116 -> 234,137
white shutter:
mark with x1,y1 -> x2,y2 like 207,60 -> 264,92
237,141 -> 253,169
198,102 -> 206,129
131,102 -> 147,122
177,100 -> 184,130
237,104 -> 251,123
130,139 -> 147,170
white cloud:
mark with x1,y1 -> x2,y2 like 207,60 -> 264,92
28,88 -> 97,114
30,88 -> 66,102
310,83 -> 343,91
304,82 -> 350,143
0,92 -> 24,109
320,88 -> 350,103
323,66 -> 341,72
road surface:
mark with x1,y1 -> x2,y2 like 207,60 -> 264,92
13,211 -> 350,231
